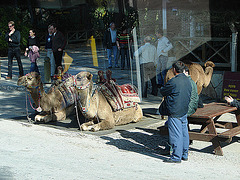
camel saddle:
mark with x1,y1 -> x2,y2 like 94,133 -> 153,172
54,72 -> 77,108
99,80 -> 140,111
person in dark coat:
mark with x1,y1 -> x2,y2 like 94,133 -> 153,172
184,66 -> 199,116
103,22 -> 119,68
159,61 -> 192,163
50,23 -> 66,74
5,21 -> 24,79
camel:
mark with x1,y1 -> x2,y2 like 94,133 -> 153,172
165,61 -> 215,94
75,71 -> 143,131
17,72 -> 77,122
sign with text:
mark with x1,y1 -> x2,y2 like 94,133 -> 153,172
222,71 -> 240,100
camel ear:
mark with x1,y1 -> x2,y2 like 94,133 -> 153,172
86,72 -> 93,81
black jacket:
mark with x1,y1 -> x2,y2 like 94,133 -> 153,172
159,73 -> 192,118
27,36 -> 40,49
52,31 -> 66,52
5,30 -> 21,47
103,28 -> 117,49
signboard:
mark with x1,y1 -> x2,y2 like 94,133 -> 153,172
222,71 -> 240,100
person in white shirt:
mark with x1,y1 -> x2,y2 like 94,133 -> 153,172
156,31 -> 173,87
134,36 -> 157,98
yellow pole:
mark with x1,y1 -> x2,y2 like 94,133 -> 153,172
90,36 -> 98,67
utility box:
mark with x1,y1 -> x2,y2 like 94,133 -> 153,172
44,57 -> 51,83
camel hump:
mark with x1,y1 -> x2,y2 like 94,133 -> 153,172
204,61 -> 215,68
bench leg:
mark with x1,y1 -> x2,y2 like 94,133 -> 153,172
235,109 -> 240,126
207,119 -> 223,156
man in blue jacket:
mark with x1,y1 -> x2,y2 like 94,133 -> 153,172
160,61 -> 192,163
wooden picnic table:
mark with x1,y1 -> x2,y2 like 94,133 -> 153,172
159,102 -> 240,156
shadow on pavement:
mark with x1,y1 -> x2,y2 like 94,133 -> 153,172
101,128 -> 170,160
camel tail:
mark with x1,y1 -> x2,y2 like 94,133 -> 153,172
204,61 -> 215,68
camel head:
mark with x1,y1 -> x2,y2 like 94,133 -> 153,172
75,71 -> 93,99
17,72 -> 41,89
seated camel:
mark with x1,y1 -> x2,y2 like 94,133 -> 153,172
165,61 -> 215,94
75,71 -> 143,131
17,72 -> 77,122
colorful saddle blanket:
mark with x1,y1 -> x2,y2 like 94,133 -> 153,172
99,80 -> 140,111
56,73 -> 77,108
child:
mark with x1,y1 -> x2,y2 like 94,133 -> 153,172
29,45 -> 40,74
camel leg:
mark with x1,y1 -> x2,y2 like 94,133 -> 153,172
90,118 -> 115,132
35,110 -> 66,123
131,104 -> 143,123
80,121 -> 94,131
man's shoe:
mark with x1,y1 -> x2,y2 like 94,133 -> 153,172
163,158 -> 181,163
182,157 -> 188,161
108,66 -> 112,69
5,76 -> 12,80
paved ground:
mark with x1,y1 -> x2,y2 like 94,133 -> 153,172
0,48 -> 240,179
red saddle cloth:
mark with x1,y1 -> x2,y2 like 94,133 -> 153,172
99,81 -> 140,111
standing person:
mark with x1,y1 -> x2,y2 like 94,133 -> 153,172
45,25 -> 55,78
103,22 -> 119,68
50,24 -> 66,74
5,21 -> 24,80
156,30 -> 173,87
134,36 -> 157,98
116,26 -> 132,70
24,29 -> 40,74
159,61 -> 192,163
184,66 -> 199,116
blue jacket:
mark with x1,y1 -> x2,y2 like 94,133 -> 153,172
45,34 -> 53,49
160,73 -> 192,118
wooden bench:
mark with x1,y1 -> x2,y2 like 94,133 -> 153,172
159,102 -> 240,156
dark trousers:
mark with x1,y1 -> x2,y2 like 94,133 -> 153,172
8,47 -> 24,78
140,62 -> 158,98
120,48 -> 130,69
30,62 -> 39,74
53,50 -> 63,74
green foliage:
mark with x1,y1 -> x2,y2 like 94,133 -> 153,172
89,2 -> 138,38
0,7 -> 31,56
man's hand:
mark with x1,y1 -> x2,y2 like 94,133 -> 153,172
58,48 -> 62,51
225,96 -> 234,104
9,29 -> 15,36
24,51 -> 28,56
9,38 -> 12,42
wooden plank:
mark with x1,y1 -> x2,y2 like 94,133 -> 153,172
189,132 -> 215,141
213,122 -> 236,129
219,126 -> 240,138
189,132 -> 230,142
190,103 -> 237,119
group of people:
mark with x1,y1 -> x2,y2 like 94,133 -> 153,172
103,22 -> 173,98
5,21 -> 66,80
103,22 -> 133,70
134,31 -> 173,98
